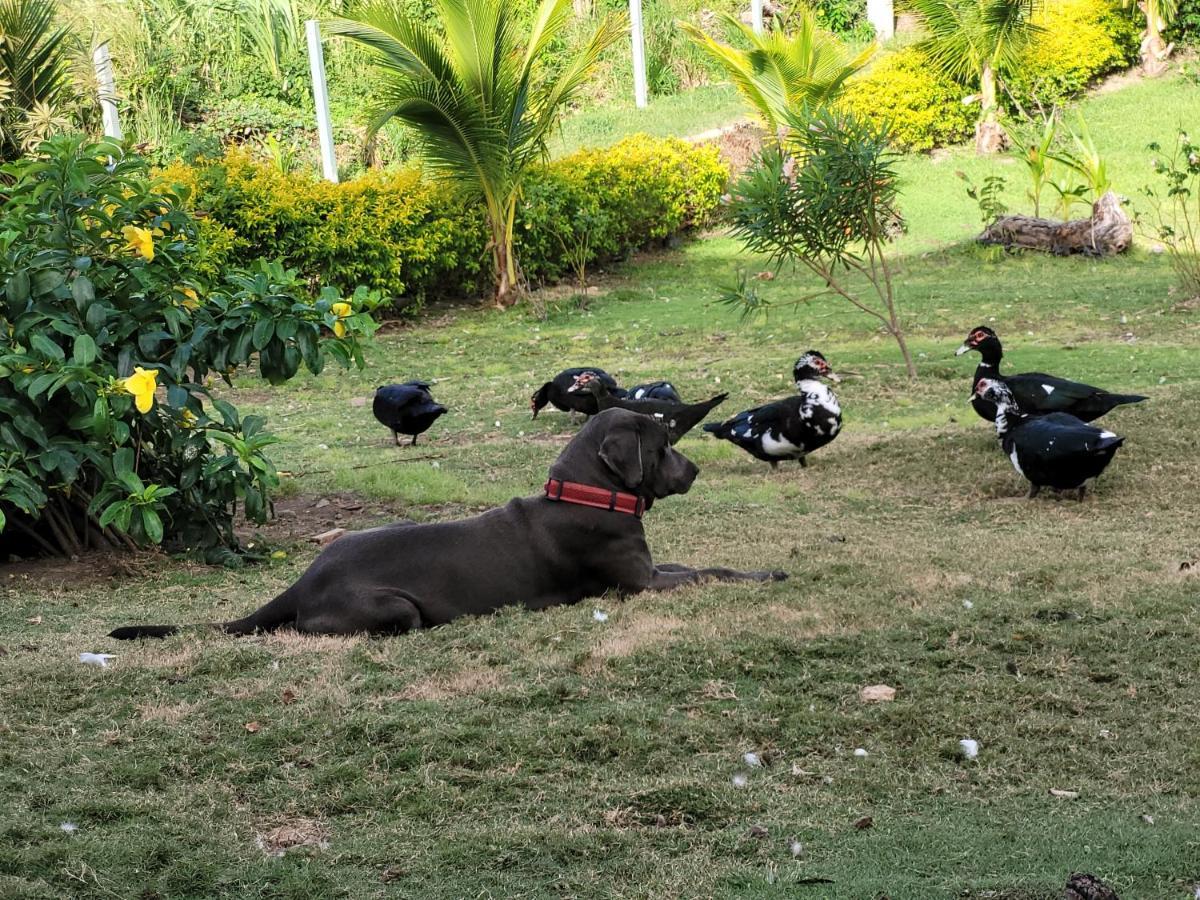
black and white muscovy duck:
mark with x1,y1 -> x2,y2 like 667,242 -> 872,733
625,380 -> 682,402
973,377 -> 1124,500
373,381 -> 448,446
957,325 -> 1147,422
567,372 -> 726,444
703,351 -> 842,469
530,367 -> 622,418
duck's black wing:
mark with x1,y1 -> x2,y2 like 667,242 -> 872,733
628,381 -> 681,402
1007,372 -> 1146,421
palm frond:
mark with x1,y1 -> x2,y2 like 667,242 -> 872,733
683,9 -> 873,132
327,2 -> 452,83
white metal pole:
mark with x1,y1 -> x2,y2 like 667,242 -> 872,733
306,19 -> 338,183
92,42 -> 122,140
751,0 -> 764,35
867,0 -> 894,40
629,0 -> 647,109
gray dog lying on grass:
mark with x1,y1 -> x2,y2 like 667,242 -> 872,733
110,409 -> 786,639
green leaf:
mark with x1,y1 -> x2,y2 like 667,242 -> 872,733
32,269 -> 66,297
118,470 -> 145,493
30,333 -> 65,362
140,506 -> 164,544
86,302 -> 108,330
29,372 -> 59,400
242,414 -> 266,438
99,501 -> 127,529
72,334 -> 98,366
92,396 -> 111,437
252,318 -> 275,350
211,398 -> 240,428
167,385 -> 188,409
112,447 -> 135,478
71,275 -> 95,311
6,270 -> 30,306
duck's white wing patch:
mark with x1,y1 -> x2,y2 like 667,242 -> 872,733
1099,430 -> 1116,439
1008,448 -> 1026,478
761,432 -> 803,457
1041,384 -> 1055,395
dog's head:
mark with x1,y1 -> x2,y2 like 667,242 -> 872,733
550,409 -> 698,508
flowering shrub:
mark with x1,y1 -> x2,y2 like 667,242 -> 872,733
165,135 -> 728,313
0,136 -> 375,558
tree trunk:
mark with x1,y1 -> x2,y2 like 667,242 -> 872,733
486,198 -> 521,309
978,191 -> 1132,256
974,64 -> 1005,155
1139,1 -> 1173,76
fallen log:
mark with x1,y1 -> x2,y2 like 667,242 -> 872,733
979,191 -> 1131,257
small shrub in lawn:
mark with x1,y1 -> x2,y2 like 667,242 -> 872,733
1142,131 -> 1200,299
0,136 -> 375,558
724,107 -> 917,379
839,48 -> 975,152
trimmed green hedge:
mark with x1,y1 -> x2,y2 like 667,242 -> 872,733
164,136 -> 727,314
841,0 -> 1139,153
840,48 -> 975,152
1008,0 -> 1140,109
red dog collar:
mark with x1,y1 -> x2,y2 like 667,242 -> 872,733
544,478 -> 645,518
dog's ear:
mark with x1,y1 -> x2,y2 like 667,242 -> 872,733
599,420 -> 644,489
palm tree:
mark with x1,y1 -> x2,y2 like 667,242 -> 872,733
1124,0 -> 1177,76
329,0 -> 625,307
681,8 -> 875,138
910,0 -> 1041,155
0,0 -> 78,161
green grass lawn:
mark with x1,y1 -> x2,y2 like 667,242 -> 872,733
551,83 -> 748,156
3,76 -> 1200,899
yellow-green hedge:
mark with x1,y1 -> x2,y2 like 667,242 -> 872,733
1008,0 -> 1140,108
163,136 -> 727,313
840,48 -> 975,152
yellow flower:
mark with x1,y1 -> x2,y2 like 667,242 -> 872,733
175,286 -> 201,311
331,301 -> 352,338
122,366 -> 159,414
122,225 -> 155,262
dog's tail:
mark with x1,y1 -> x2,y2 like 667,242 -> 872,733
108,587 -> 302,640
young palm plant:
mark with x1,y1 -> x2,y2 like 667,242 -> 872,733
1124,0 -> 1177,76
0,0 -> 78,161
910,0 -> 1041,155
680,7 -> 874,138
329,0 -> 625,307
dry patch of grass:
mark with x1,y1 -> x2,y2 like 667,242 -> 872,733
136,699 -> 202,724
580,613 -> 686,672
254,817 -> 330,857
393,665 -> 505,701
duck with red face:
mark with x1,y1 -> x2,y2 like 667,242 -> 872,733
705,350 -> 842,470
956,325 -> 1146,423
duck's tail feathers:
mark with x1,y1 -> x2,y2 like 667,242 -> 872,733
1096,434 -> 1125,452
1110,393 -> 1148,407
702,422 -> 723,435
